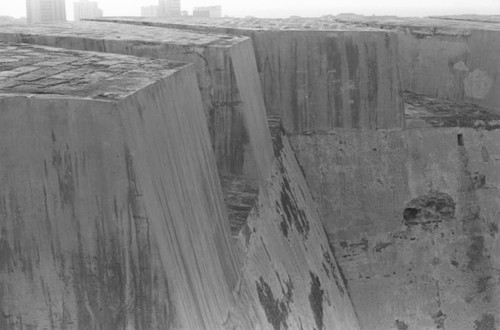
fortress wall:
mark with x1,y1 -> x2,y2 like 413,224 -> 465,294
0,44 -> 253,329
235,133 -> 361,330
290,126 -> 500,329
0,23 -> 274,181
90,18 -> 406,131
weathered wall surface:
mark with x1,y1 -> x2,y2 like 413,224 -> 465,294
291,126 -> 500,329
92,17 -> 406,132
8,15 -> 500,330
0,22 -> 274,181
0,41 -> 360,329
398,29 -> 500,110
245,30 -> 404,132
235,133 -> 360,330
331,15 -> 500,111
0,44 -> 247,329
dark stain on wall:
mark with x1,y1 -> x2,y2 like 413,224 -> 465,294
52,144 -> 76,212
431,310 -> 446,329
0,284 -> 11,329
339,237 -> 369,254
474,314 -> 496,330
279,215 -> 289,238
290,40 -> 300,132
471,172 -> 486,190
276,162 -> 310,239
374,241 -> 392,253
256,276 -> 290,330
365,42 -> 379,125
322,249 -> 345,297
476,276 -> 491,295
272,127 -> 285,157
345,39 -> 361,127
326,39 -> 343,127
487,222 -> 498,237
0,228 -> 13,273
467,236 -> 485,271
395,319 -> 409,330
309,272 -> 324,330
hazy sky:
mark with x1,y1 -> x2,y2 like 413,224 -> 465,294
1,0 -> 499,20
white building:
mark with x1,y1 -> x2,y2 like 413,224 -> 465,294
158,0 -> 181,17
73,0 -> 103,21
26,0 -> 66,24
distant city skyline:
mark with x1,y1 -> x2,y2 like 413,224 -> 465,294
2,0 -> 499,20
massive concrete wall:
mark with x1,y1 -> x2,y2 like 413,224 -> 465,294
92,17 -> 405,132
290,96 -> 500,329
0,22 -> 274,182
0,33 -> 361,329
83,16 -> 500,329
0,43 -> 247,329
332,15 -> 500,112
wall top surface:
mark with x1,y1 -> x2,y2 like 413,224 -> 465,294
330,14 -> 500,34
92,16 -> 384,32
0,42 -> 188,100
430,14 -> 500,24
0,21 -> 247,47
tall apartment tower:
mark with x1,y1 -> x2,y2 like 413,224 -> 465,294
158,0 -> 181,17
26,0 -> 66,24
74,0 -> 103,21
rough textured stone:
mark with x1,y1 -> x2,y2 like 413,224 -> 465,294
0,42 -> 184,99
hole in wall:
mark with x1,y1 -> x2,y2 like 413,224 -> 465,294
403,191 -> 456,226
403,208 -> 420,221
457,133 -> 464,146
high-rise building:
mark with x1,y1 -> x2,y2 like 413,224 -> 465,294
158,0 -> 181,17
74,0 -> 103,21
192,6 -> 222,18
26,0 -> 66,24
141,5 -> 159,17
